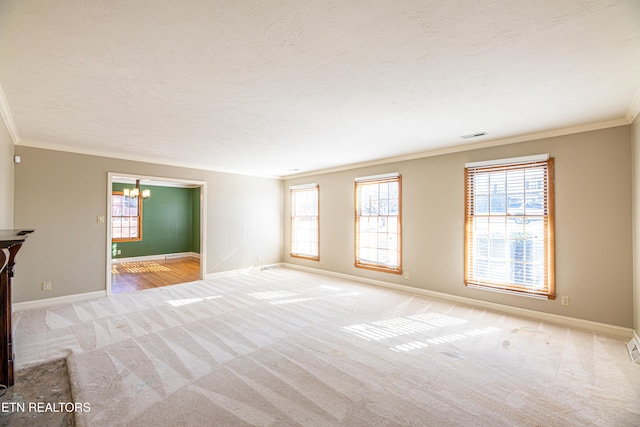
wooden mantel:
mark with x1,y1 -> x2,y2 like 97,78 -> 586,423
0,229 -> 34,387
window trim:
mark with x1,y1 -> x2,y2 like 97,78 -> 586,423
354,173 -> 402,274
464,156 -> 555,299
111,191 -> 143,242
289,183 -> 320,261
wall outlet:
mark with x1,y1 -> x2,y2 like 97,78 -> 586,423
97,215 -> 105,224
42,281 -> 52,291
117,250 -> 121,255
560,296 -> 570,306
403,271 -> 410,279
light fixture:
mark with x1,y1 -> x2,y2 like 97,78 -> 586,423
123,180 -> 151,199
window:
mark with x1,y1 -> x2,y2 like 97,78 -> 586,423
464,155 -> 555,299
290,184 -> 319,260
355,173 -> 402,274
112,192 -> 142,242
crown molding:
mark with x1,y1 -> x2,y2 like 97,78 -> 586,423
11,114 -> 635,182
283,117 -> 632,179
627,86 -> 640,123
0,84 -> 21,144
16,139 -> 280,180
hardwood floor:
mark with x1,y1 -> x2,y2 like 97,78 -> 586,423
111,257 -> 201,294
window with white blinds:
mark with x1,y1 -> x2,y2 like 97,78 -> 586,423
355,173 -> 402,274
290,184 -> 319,260
464,156 -> 555,299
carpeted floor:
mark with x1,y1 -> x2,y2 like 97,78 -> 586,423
12,268 -> 640,426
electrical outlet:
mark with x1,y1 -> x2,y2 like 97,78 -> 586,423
403,271 -> 410,279
42,281 -> 52,291
97,215 -> 105,224
560,296 -> 569,306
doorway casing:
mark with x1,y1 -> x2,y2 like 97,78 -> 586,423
106,172 -> 207,295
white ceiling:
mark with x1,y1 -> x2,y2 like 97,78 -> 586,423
1,0 -> 639,178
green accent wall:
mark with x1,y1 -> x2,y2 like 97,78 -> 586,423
112,183 -> 201,259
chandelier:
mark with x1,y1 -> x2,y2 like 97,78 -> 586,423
123,180 -> 150,199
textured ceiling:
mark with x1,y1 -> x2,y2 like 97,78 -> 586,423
1,0 -> 639,178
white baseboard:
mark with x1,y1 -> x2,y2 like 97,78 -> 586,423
112,252 -> 200,264
14,261 -> 270,311
13,263 -> 635,341
13,290 -> 107,312
282,263 -> 634,339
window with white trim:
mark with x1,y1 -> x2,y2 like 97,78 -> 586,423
464,155 -> 555,299
355,173 -> 402,274
290,184 -> 319,260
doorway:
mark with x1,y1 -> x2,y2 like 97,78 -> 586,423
106,173 -> 207,295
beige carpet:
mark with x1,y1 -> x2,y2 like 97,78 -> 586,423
13,268 -> 640,426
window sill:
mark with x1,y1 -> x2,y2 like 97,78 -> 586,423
466,282 -> 555,300
355,263 -> 403,275
290,254 -> 320,261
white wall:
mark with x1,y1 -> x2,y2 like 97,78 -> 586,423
284,126 -> 633,328
0,118 -> 13,228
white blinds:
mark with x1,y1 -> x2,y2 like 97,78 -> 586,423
354,174 -> 402,273
465,154 -> 549,169
290,184 -> 319,259
464,158 -> 555,298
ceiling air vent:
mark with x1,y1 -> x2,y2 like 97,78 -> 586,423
461,132 -> 487,139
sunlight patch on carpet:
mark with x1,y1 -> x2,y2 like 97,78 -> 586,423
165,296 -> 222,307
